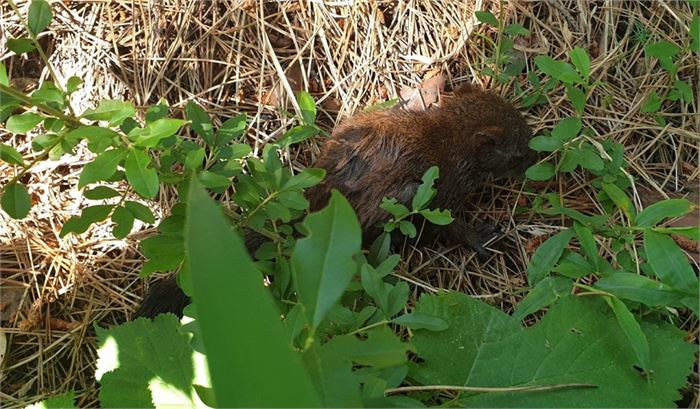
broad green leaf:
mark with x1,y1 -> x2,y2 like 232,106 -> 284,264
641,91 -> 662,113
145,100 -> 169,123
419,208 -> 453,225
635,198 -> 695,227
65,126 -> 120,153
527,228 -> 574,285
292,189 -> 362,329
7,38 -> 36,54
652,226 -> 699,241
186,177 -> 320,407
644,229 -> 699,293
513,276 -> 572,320
278,190 -> 309,210
0,143 -> 25,166
595,273 -> 686,307
26,392 -> 76,409
412,166 -> 439,210
112,206 -> 134,238
130,118 -> 186,148
551,117 -> 582,142
391,313 -> 448,331
78,148 -> 126,188
184,147 -> 205,171
125,201 -> 156,224
577,146 -> 604,171
125,149 -> 159,199
1,182 -> 31,219
59,205 -> 113,237
528,135 -> 562,152
552,251 -> 595,278
643,40 -> 681,60
368,232 -> 391,266
96,314 -> 199,408
186,101 -> 214,145
399,220 -> 417,238
525,161 -> 555,181
325,327 -> 410,368
303,344 -> 362,407
278,125 -> 319,148
411,292 -> 695,407
217,114 -> 247,147
6,112 -> 43,133
140,235 -> 184,276
0,63 -> 7,86
604,296 -> 650,370
361,264 -> 389,313
283,168 -> 326,190
83,186 -> 120,200
569,47 -> 590,80
475,10 -> 499,26
198,171 -> 230,190
82,100 -> 135,125
534,55 -> 583,84
28,0 -> 53,35
380,198 -> 410,218
297,91 -> 317,125
30,83 -> 63,108
601,182 -> 636,221
565,85 -> 586,115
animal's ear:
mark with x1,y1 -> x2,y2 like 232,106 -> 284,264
474,126 -> 505,144
454,82 -> 481,96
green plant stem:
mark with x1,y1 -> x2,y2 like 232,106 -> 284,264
348,319 -> 389,336
0,83 -> 81,127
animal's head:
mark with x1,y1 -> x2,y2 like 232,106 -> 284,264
451,83 -> 536,178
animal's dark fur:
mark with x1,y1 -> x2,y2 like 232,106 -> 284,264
134,84 -> 534,319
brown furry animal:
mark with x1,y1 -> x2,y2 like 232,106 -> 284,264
134,83 -> 535,318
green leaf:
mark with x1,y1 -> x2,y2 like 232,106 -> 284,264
644,40 -> 681,60
569,47 -> 590,80
83,186 -> 120,200
278,125 -> 319,148
326,327 -> 409,368
412,166 -> 439,210
292,190 -> 362,329
399,220 -> 417,238
124,201 -> 156,224
573,222 -> 600,268
674,80 -> 693,103
565,85 -> 586,115
283,168 -> 326,190
217,114 -> 247,147
552,251 -> 595,278
82,100 -> 135,126
595,273 -> 686,308
641,91 -> 663,113
59,205 -> 114,237
391,313 -> 448,331
125,149 -> 159,199
7,37 -> 36,54
475,10 -> 499,26
652,226 -> 699,241
96,315 -> 198,408
78,148 -> 126,188
28,0 -> 53,35
111,206 -> 134,238
528,135 -> 562,152
297,91 -> 317,125
411,292 -> 696,407
198,171 -> 231,190
0,143 -> 25,166
635,198 -> 695,227
65,126 -> 120,153
578,145 -> 605,171
604,296 -> 651,370
534,55 -> 583,85
361,264 -> 389,313
419,208 -> 453,225
690,14 -> 699,52
186,177 -> 320,407
513,276 -> 572,320
551,117 -> 582,142
184,147 -> 205,171
66,76 -> 82,93
601,182 -> 636,221
644,229 -> 699,293
6,112 -> 43,133
26,392 -> 76,409
504,23 -> 529,36
527,228 -> 574,285
186,101 -> 214,145
130,118 -> 186,148
278,190 -> 309,210
525,161 -> 555,181
303,343 -> 362,407
380,198 -> 410,218
140,235 -> 184,276
1,182 -> 31,219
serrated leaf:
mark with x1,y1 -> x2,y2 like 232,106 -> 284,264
419,208 -> 453,225
412,166 -> 439,210
569,47 -> 590,80
7,38 -> 36,54
644,229 -> 699,293
124,201 -> 156,224
475,10 -> 499,27
125,149 -> 159,199
82,100 -> 135,126
0,143 -> 25,166
392,313 -> 448,331
83,186 -> 120,200
28,0 -> 53,35
1,182 -> 31,219
595,273 -> 686,308
186,177 -> 320,406
111,206 -> 134,238
601,182 -> 636,221
525,161 -> 555,181
534,55 -> 583,85
551,117 -> 582,142
411,292 -> 696,407
26,391 -> 76,409
78,148 -> 126,188
297,91 -> 317,125
635,198 -> 695,227
528,135 -> 562,152
130,118 -> 186,148
186,101 -> 214,145
6,112 -> 43,133
292,189 -> 362,328
513,276 -> 572,320
527,228 -> 574,285
604,296 -> 650,370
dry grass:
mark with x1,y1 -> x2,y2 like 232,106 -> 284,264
0,0 -> 698,407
